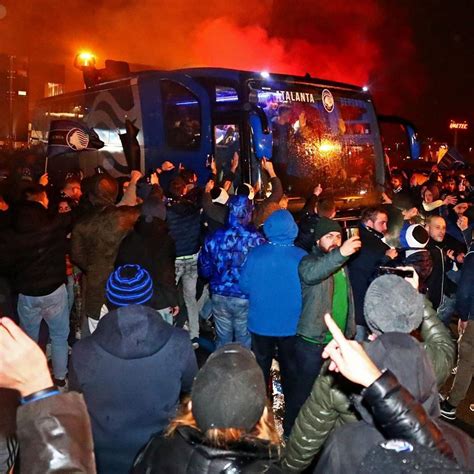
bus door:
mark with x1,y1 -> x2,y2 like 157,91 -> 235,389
139,73 -> 212,180
212,109 -> 243,189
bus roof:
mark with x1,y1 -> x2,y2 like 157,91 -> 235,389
39,66 -> 367,102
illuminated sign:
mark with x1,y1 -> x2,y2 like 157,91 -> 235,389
275,90 -> 315,103
449,120 -> 468,130
273,88 -> 335,113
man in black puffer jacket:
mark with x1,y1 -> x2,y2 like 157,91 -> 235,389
1,185 -> 70,385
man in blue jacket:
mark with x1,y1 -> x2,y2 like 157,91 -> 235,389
199,195 -> 265,348
240,209 -> 306,436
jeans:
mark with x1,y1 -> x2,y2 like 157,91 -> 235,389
212,294 -> 250,348
437,294 -> 456,327
175,254 -> 199,339
293,337 -> 325,416
18,284 -> 69,379
448,321 -> 474,407
197,284 -> 212,320
66,274 -> 75,313
251,333 -> 298,436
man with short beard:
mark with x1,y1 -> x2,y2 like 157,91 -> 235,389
294,217 -> 361,413
425,215 -> 464,326
348,207 -> 397,340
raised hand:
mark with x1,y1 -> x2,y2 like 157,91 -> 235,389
0,318 -> 54,397
322,313 -> 382,387
340,236 -> 362,257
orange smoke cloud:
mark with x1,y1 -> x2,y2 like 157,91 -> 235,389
0,0 -> 421,111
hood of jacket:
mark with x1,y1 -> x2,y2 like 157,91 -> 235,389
263,209 -> 298,245
134,215 -> 169,236
12,200 -> 50,233
92,305 -> 174,359
355,333 -> 440,423
227,195 -> 254,228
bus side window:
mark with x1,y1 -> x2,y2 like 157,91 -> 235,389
161,80 -> 201,150
214,124 -> 240,184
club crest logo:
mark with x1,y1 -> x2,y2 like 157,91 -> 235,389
381,440 -> 414,453
66,128 -> 89,151
322,89 -> 335,113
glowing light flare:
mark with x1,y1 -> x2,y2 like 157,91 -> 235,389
318,140 -> 342,155
362,86 -> 369,92
260,71 -> 270,79
74,51 -> 96,69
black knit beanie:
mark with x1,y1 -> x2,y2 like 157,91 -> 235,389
313,217 -> 342,241
191,344 -> 267,432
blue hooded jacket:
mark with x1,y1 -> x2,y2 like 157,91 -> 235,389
240,209 -> 307,336
199,195 -> 265,298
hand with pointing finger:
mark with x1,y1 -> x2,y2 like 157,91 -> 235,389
322,313 -> 382,387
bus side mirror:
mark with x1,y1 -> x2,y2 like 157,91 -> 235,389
249,111 -> 272,159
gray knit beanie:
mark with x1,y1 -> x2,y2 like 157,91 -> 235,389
364,275 -> 424,335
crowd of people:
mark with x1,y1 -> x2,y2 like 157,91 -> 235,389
0,154 -> 473,473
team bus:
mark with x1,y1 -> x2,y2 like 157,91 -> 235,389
32,63 -> 410,211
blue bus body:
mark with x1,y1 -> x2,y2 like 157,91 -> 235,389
33,67 -> 390,209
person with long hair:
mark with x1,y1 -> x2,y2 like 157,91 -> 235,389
132,344 -> 283,473
420,183 -> 456,218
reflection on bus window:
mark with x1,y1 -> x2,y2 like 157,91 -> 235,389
214,124 -> 240,182
161,80 -> 201,150
257,88 -> 378,197
215,86 -> 239,103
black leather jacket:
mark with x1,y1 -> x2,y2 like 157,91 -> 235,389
362,370 -> 454,459
132,426 -> 283,474
313,370 -> 467,474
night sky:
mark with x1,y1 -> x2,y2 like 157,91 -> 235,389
395,0 -> 474,144
0,0 -> 473,145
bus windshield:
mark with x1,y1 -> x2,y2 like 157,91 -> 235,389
254,84 -> 383,201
